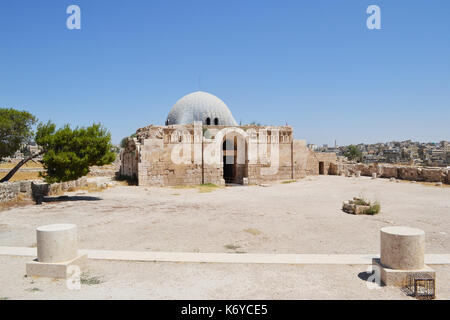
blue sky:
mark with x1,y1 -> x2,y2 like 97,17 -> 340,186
1,0 -> 449,145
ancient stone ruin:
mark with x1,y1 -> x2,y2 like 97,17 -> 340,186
120,91 -> 337,186
342,197 -> 380,215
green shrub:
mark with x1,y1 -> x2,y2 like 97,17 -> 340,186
364,202 -> 381,215
353,198 -> 370,206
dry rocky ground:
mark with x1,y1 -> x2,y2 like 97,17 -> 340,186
0,175 -> 449,299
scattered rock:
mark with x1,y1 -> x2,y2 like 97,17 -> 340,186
342,198 -> 380,215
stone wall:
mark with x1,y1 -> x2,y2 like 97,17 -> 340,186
315,152 -> 339,175
0,182 -> 21,203
0,177 -> 89,205
122,123 -> 310,186
247,138 -> 293,184
340,163 -> 449,184
293,140 -> 316,179
291,141 -> 337,178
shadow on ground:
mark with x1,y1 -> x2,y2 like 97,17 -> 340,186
357,271 -> 372,281
42,195 -> 102,202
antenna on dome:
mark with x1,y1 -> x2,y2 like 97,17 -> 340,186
198,74 -> 201,91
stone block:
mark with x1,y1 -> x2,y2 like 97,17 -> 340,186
381,226 -> 425,270
31,182 -> 49,200
421,168 -> 444,182
26,223 -> 87,279
19,181 -> 32,195
37,224 -> 78,263
380,165 -> 398,178
26,254 -> 87,279
398,167 -> 419,181
342,202 -> 370,215
372,258 -> 435,287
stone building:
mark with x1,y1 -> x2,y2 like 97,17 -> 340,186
120,91 -> 336,186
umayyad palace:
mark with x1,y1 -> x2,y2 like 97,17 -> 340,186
120,91 -> 337,186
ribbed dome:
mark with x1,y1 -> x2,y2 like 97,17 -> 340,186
166,91 -> 238,126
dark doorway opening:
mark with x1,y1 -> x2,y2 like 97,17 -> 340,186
222,135 -> 247,185
319,161 -> 325,175
223,139 -> 234,184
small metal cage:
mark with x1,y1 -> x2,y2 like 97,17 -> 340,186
405,273 -> 435,300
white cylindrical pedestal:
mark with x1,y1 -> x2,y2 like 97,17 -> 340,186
380,226 -> 425,270
36,224 -> 78,263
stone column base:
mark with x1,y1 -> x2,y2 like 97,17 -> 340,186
372,258 -> 435,287
26,254 -> 87,279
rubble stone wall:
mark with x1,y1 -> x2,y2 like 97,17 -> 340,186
340,163 -> 449,184
0,182 -> 21,203
0,177 -> 89,204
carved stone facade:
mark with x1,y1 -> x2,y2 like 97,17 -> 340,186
120,122 -> 332,186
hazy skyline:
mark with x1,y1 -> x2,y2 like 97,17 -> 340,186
1,0 -> 449,145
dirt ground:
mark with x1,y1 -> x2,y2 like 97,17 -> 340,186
1,175 -> 449,254
0,175 -> 449,299
0,256 -> 448,300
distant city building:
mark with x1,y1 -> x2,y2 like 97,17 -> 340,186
329,140 -> 449,166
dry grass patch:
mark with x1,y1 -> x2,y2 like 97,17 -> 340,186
244,228 -> 262,236
0,194 -> 34,211
198,183 -> 221,193
224,244 -> 241,250
80,273 -> 103,285
0,171 -> 42,182
171,183 -> 222,193
79,183 -> 107,193
171,185 -> 197,190
0,162 -> 43,169
281,180 -> 297,184
114,180 -> 132,186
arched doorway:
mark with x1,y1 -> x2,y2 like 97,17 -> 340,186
222,134 -> 247,184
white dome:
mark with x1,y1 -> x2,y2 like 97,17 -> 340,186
166,91 -> 238,126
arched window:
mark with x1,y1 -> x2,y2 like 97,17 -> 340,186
206,117 -> 211,125
214,118 -> 219,125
